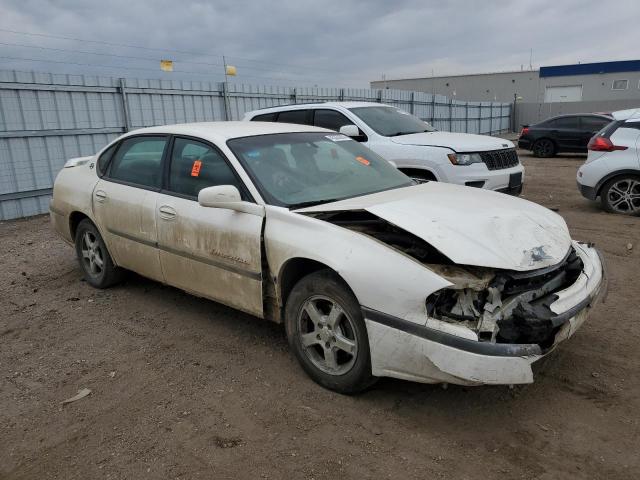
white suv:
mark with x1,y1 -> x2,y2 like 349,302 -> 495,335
243,102 -> 525,194
577,108 -> 640,215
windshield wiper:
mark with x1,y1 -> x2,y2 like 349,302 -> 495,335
288,198 -> 344,210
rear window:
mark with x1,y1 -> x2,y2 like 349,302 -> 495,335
597,120 -> 624,138
251,113 -> 276,122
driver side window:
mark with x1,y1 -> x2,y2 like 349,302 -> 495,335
168,138 -> 248,199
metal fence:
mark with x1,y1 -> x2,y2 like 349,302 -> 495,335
0,69 -> 512,220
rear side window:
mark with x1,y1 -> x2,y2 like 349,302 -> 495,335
546,117 -> 579,129
581,116 -> 611,131
108,136 -> 167,188
313,109 -> 352,131
168,137 -> 248,199
276,110 -> 310,125
97,143 -> 118,176
251,113 -> 276,122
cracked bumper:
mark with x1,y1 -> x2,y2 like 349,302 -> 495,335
364,242 -> 606,386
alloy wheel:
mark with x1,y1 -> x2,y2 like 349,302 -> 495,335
81,231 -> 104,276
297,295 -> 358,375
606,178 -> 640,214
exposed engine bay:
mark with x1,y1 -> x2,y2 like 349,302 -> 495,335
310,210 -> 584,349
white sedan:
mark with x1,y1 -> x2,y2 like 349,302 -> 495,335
50,122 -> 605,393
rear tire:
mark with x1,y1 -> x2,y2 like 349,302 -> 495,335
284,270 -> 376,394
532,138 -> 556,158
74,219 -> 125,288
600,175 -> 640,216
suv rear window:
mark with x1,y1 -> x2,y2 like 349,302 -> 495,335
598,120 -> 624,138
251,113 -> 276,122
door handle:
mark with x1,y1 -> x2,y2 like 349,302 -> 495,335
94,190 -> 107,202
158,205 -> 177,220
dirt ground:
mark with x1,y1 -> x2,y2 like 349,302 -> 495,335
1,151 -> 639,480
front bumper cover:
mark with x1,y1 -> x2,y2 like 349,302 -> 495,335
364,242 -> 606,385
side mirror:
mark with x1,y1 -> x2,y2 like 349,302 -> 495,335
198,185 -> 264,216
339,124 -> 361,138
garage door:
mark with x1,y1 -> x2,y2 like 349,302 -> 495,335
544,85 -> 583,103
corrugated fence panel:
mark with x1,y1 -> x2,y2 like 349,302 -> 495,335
0,69 -> 511,220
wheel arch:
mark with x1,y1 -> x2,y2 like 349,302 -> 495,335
277,257 -> 355,312
69,211 -> 92,240
398,167 -> 438,181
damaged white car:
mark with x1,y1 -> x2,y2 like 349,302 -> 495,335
50,122 -> 606,393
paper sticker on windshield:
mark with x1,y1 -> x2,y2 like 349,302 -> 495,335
325,134 -> 351,142
355,156 -> 370,166
191,159 -> 202,177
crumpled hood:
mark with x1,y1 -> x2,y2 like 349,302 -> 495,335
296,182 -> 572,271
390,131 -> 514,152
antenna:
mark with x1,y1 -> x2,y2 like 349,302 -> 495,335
529,49 -> 533,70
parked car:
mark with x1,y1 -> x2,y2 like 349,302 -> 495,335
518,113 -> 613,157
243,102 -> 525,195
577,108 -> 640,215
50,122 -> 605,393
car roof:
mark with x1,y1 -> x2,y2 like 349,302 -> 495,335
120,121 -> 332,143
245,101 -> 390,116
612,108 -> 640,121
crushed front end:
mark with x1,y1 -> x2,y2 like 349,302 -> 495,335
365,241 -> 605,386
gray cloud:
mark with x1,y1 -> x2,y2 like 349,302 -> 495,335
0,0 -> 639,87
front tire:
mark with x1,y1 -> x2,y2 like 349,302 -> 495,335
285,270 -> 376,394
532,138 -> 556,158
74,219 -> 125,288
600,175 -> 640,216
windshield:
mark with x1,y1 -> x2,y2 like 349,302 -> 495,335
227,132 -> 413,208
349,106 -> 436,137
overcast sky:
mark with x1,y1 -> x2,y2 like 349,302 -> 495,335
1,0 -> 639,87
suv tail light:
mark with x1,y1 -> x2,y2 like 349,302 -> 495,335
587,136 -> 628,152
520,127 -> 529,136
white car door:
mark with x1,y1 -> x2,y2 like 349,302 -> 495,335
93,135 -> 167,283
156,136 -> 264,317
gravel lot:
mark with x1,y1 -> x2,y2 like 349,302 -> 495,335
1,151 -> 639,480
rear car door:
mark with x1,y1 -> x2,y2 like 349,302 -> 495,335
155,136 -> 264,316
547,117 -> 582,151
93,135 -> 168,282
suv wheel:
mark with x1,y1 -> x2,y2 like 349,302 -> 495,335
285,270 -> 376,394
532,139 -> 556,158
600,175 -> 640,215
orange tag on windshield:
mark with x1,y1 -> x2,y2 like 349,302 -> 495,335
191,159 -> 202,177
355,156 -> 370,166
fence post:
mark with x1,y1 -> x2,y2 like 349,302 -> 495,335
221,82 -> 230,120
119,78 -> 131,131
431,94 -> 436,125
465,102 -> 469,133
449,98 -> 453,132
410,91 -> 415,115
291,87 -> 298,104
489,102 -> 494,135
339,88 -> 345,102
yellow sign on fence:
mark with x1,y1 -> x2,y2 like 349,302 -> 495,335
160,60 -> 174,72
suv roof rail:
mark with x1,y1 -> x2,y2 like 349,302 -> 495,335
250,101 -> 332,112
